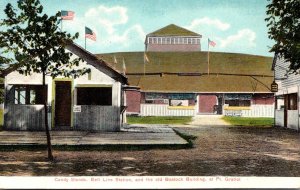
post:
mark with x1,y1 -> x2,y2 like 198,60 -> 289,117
144,61 -> 146,75
43,72 -> 53,161
207,39 -> 210,75
85,37 -> 86,50
297,85 -> 300,132
61,18 -> 63,31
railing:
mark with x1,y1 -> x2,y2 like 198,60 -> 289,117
73,105 -> 120,131
4,104 -> 46,130
140,104 -> 196,116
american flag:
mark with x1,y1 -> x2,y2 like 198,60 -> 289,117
208,39 -> 216,47
85,27 -> 96,41
61,10 -> 74,20
144,52 -> 150,64
122,58 -> 126,75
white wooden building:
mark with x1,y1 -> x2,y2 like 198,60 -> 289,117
4,43 -> 128,131
273,54 -> 300,131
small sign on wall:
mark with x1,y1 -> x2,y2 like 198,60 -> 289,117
271,81 -> 278,92
73,105 -> 81,112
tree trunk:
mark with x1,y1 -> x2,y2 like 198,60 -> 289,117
43,72 -> 53,161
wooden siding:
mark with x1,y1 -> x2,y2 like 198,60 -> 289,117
4,104 -> 46,131
287,110 -> 298,130
141,104 -> 196,116
275,110 -> 284,127
275,57 -> 300,89
74,106 -> 120,131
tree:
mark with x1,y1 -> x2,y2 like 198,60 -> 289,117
0,0 -> 90,161
266,0 -> 300,73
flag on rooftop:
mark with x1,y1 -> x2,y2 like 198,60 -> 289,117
122,57 -> 126,75
208,38 -> 216,47
144,52 -> 150,64
113,55 -> 118,64
85,27 -> 96,41
61,10 -> 74,20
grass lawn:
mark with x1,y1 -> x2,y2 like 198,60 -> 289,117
127,116 -> 192,125
222,116 -> 274,127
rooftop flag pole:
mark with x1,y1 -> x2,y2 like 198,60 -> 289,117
207,39 -> 210,75
60,10 -> 75,31
144,52 -> 150,75
207,38 -> 216,75
122,57 -> 126,75
85,26 -> 96,50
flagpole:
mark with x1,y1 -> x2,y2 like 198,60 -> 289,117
207,39 -> 210,75
59,10 -> 62,31
144,59 -> 146,75
144,52 -> 146,76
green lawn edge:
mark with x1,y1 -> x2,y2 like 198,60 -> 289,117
127,116 -> 192,125
222,116 -> 274,127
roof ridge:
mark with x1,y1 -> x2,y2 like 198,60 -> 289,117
147,24 -> 201,37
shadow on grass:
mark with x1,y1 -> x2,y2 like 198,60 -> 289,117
173,129 -> 197,148
0,143 -> 191,152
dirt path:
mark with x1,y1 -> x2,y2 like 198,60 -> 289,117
0,126 -> 299,176
189,115 -> 230,126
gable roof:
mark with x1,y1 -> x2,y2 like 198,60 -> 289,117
0,42 -> 128,84
147,24 -> 201,37
66,43 -> 128,84
97,51 -> 274,93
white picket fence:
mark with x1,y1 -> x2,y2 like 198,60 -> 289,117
141,104 -> 274,117
140,104 -> 196,116
224,105 -> 274,118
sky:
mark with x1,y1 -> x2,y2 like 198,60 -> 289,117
0,0 -> 275,56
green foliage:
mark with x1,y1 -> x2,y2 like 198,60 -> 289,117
266,0 -> 300,73
127,116 -> 192,125
0,0 -> 90,78
222,116 -> 274,127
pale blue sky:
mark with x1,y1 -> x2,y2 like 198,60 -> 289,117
0,0 -> 274,56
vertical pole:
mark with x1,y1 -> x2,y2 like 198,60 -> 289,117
207,39 -> 210,75
144,60 -> 146,76
297,85 -> 300,132
61,18 -> 63,31
85,37 -> 86,50
43,72 -> 53,161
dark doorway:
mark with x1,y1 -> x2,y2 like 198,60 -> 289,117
55,81 -> 71,130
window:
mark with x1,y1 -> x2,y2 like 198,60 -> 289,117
184,38 -> 188,44
179,38 -> 183,44
225,100 -> 251,107
153,38 -> 157,44
162,38 -> 166,44
166,38 -> 171,44
158,38 -> 161,44
188,38 -> 192,44
285,93 -> 297,110
77,87 -> 112,105
14,85 -> 46,105
197,39 -> 200,44
149,37 -> 152,44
